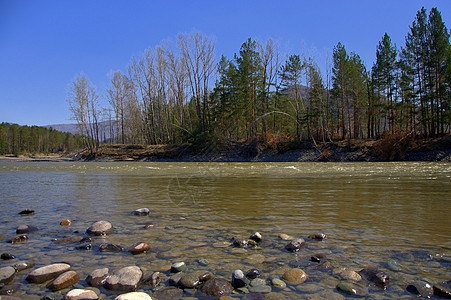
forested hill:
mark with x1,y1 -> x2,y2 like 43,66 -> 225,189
0,122 -> 84,155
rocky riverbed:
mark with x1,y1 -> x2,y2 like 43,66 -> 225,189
0,208 -> 450,299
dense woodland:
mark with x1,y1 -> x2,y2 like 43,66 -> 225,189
67,7 -> 450,152
0,122 -> 84,155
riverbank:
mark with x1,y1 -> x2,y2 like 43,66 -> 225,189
2,136 -> 450,162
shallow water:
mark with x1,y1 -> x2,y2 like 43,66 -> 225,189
0,160 -> 450,299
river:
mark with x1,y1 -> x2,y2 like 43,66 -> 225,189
0,160 -> 450,299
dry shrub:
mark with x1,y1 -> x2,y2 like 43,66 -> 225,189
372,131 -> 414,161
263,132 -> 292,150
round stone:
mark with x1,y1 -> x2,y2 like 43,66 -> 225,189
86,220 -> 114,236
127,242 -> 151,255
271,278 -> 286,289
60,219 -> 72,226
282,268 -> 307,285
115,292 -> 153,300
132,208 -> 150,216
171,262 -> 187,273
200,278 -> 233,297
65,288 -> 98,300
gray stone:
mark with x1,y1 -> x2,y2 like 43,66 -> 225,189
249,284 -> 271,293
0,283 -> 20,295
308,233 -> 327,241
249,232 -> 262,243
250,278 -> 266,287
335,268 -> 361,281
16,225 -> 38,234
26,263 -> 71,284
142,271 -> 160,288
47,270 -> 80,291
197,258 -> 209,266
86,268 -> 110,287
105,266 -> 142,292
0,267 -> 15,284
200,278 -> 233,297
178,271 -> 211,289
86,220 -> 114,236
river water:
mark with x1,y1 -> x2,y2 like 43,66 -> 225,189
0,160 -> 450,299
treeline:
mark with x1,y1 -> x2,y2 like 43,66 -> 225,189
68,7 -> 450,151
0,122 -> 84,155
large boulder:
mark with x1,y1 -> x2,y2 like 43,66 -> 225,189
105,266 -> 142,292
200,278 -> 233,297
86,220 -> 114,236
26,263 -> 71,283
47,270 -> 80,291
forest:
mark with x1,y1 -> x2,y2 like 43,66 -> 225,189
67,7 -> 450,152
0,122 -> 84,155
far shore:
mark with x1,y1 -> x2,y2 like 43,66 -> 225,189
1,137 -> 450,163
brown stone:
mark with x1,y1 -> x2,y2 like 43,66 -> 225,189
60,219 -> 72,226
282,268 -> 307,285
48,270 -> 80,291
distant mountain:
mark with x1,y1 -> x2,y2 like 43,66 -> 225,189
45,121 -> 115,141
44,123 -> 80,135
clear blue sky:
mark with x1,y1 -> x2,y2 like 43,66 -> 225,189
1,0 -> 450,126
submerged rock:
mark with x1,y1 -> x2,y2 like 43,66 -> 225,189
86,220 -> 114,236
245,269 -> 261,280
99,244 -> 124,252
16,225 -> 38,234
285,238 -> 306,252
359,267 -> 389,288
179,271 -> 212,289
11,261 -> 35,272
6,234 -> 28,244
249,232 -> 262,243
279,233 -> 294,240
200,278 -> 233,297
170,261 -> 187,273
26,263 -> 71,284
433,281 -> 451,298
47,270 -> 80,291
0,283 -> 20,295
336,281 -> 369,297
153,287 -> 183,299
142,271 -> 160,288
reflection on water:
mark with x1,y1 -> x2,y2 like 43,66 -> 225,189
0,160 -> 450,298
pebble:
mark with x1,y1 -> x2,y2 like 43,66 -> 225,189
358,267 -> 389,288
249,232 -> 262,243
245,269 -> 261,279
282,268 -> 307,285
142,271 -> 160,288
335,268 -> 361,281
86,220 -> 114,236
153,286 -> 183,299
26,263 -> 71,284
65,288 -> 99,300
60,219 -> 71,226
54,236 -> 83,245
197,258 -> 209,266
6,234 -> 28,244
249,284 -> 271,293
308,233 -> 327,241
99,244 -> 124,252
18,209 -> 34,215
212,241 -> 232,248
232,270 -> 249,288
